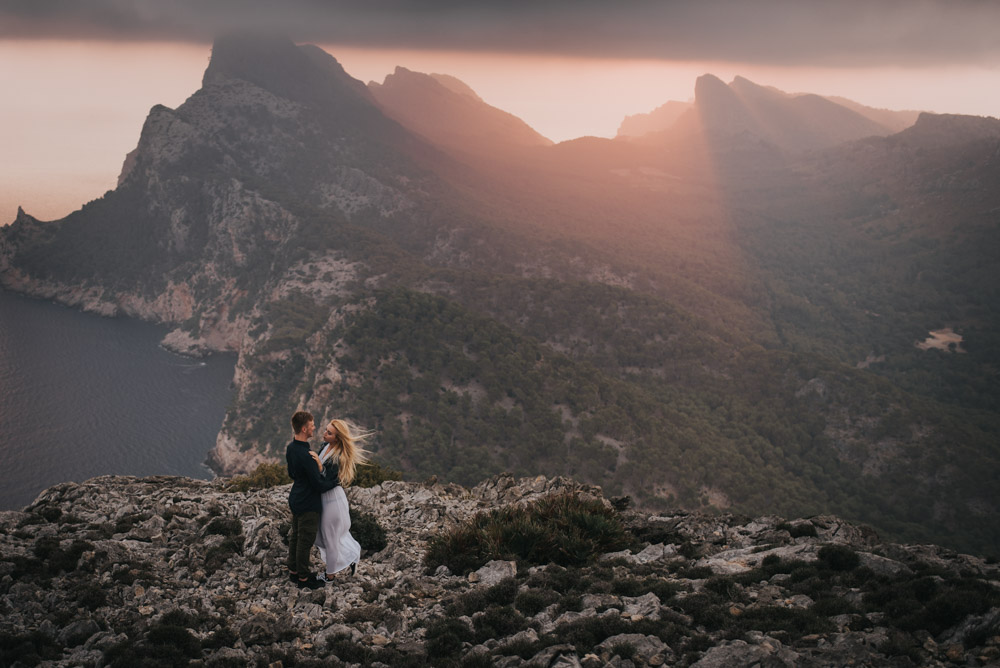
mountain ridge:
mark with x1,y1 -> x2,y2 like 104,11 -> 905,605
2,35 -> 999,555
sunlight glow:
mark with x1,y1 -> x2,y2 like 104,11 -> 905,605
2,38 -> 998,222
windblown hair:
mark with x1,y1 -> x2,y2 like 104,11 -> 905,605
325,419 -> 371,486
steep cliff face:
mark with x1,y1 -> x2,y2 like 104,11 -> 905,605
1,474 -> 997,667
0,35 -> 453,474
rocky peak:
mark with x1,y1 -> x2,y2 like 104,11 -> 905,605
13,206 -> 37,226
369,66 -> 552,155
896,112 -> 1000,150
2,473 -> 997,666
691,74 -> 895,152
203,33 -> 375,114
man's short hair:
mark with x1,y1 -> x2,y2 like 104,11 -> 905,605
291,410 -> 314,434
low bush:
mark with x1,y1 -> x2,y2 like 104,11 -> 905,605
350,509 -> 387,553
554,615 -> 671,655
225,461 -> 291,492
114,512 -> 151,534
201,625 -> 238,650
325,633 -> 371,664
353,460 -> 404,488
818,544 -> 860,572
863,573 -> 1000,636
343,605 -> 383,624
446,577 -> 518,617
105,615 -> 203,668
515,588 -> 560,616
777,521 -> 818,538
424,617 -> 475,659
612,575 -> 679,601
71,582 -> 108,611
735,605 -> 835,639
424,492 -> 630,575
0,629 -> 62,667
204,518 -> 242,537
204,536 -> 244,575
473,605 -> 527,643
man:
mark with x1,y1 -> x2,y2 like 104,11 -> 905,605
285,410 -> 339,589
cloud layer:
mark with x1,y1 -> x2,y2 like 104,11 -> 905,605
3,0 -> 1000,67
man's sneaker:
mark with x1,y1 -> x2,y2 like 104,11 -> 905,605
287,570 -> 298,583
296,575 -> 323,590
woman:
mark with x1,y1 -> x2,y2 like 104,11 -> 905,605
313,418 -> 369,582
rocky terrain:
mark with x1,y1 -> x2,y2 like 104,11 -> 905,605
1,473 -> 998,667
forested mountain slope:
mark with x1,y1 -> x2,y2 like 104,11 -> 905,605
2,36 -> 997,554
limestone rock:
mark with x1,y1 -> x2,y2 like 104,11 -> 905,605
0,473 -> 995,667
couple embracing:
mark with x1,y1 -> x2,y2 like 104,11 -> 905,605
285,410 -> 368,589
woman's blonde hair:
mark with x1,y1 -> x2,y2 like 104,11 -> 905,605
326,419 -> 371,486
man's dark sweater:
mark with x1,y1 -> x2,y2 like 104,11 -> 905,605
286,439 -> 339,515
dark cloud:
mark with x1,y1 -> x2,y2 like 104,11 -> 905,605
2,0 -> 999,67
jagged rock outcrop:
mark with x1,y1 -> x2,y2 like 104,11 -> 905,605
617,100 -> 692,139
2,474 -> 997,667
677,74 -> 899,153
369,66 -> 553,157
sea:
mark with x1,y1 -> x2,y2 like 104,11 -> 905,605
0,290 -> 236,510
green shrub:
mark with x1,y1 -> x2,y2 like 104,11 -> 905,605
818,544 -> 860,572
704,576 -> 745,602
612,575 -> 679,601
736,605 -> 835,639
225,461 -> 291,492
485,577 -> 519,606
114,513 -> 151,534
204,536 -> 244,575
38,506 -> 62,522
325,633 -> 371,664
343,605 -> 383,624
515,588 -> 560,616
350,509 -> 388,552
146,625 -> 202,658
72,582 -> 108,611
879,631 -> 922,663
674,593 -> 729,631
608,640 -> 637,661
205,518 -> 243,537
0,629 -> 62,666
863,573 -> 999,636
553,615 -> 669,655
353,460 -> 404,488
461,650 -> 495,667
473,605 -> 527,643
202,626 -> 238,651
446,578 -> 517,617
425,618 -> 474,659
424,493 -> 630,575
812,595 -> 858,616
778,521 -> 818,538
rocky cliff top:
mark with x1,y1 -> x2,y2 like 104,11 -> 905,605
2,474 -> 998,667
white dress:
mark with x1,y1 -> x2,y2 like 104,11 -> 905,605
313,444 -> 361,575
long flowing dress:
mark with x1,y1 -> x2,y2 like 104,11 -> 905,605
314,444 -> 361,575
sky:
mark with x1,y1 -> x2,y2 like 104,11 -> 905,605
2,0 -> 999,221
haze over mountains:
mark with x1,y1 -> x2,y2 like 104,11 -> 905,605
2,35 -> 998,554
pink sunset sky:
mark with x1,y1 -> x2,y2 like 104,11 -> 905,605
2,0 -> 999,222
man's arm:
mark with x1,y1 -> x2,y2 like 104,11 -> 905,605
301,450 -> 339,492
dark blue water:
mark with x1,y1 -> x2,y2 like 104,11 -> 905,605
0,290 -> 236,510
